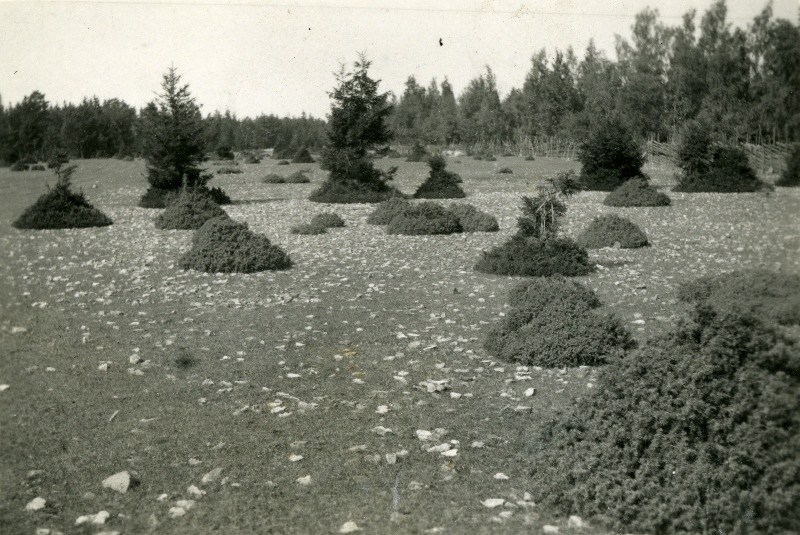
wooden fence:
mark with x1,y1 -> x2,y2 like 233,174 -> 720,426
646,139 -> 791,175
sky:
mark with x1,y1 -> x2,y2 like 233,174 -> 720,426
1,0 -> 797,119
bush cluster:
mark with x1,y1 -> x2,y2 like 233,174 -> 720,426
154,189 -> 229,230
285,170 -> 312,183
13,166 -> 113,230
205,186 -> 232,205
290,223 -> 327,235
276,160 -> 290,166
475,235 -> 593,277
216,166 -> 242,175
776,143 -> 800,187
676,145 -> 766,193
386,202 -> 462,235
603,178 -> 671,207
485,278 -> 634,367
676,122 -> 766,192
242,151 -> 261,164
497,167 -> 513,174
10,161 -> 29,172
577,214 -> 649,249
406,141 -> 428,162
310,212 -> 345,228
310,175 -> 400,204
367,197 -> 411,225
677,269 -> 800,326
216,146 -> 235,160
413,155 -> 466,199
578,116 -> 645,191
263,173 -> 286,184
526,305 -> 800,534
180,216 -> 292,273
30,164 -> 46,171
139,187 -> 179,208
292,147 -> 315,164
446,203 -> 499,232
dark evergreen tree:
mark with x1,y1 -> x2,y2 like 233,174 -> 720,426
310,54 -> 399,203
138,67 -> 210,207
578,115 -> 645,191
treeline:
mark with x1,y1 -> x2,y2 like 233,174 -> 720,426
1,0 -> 797,165
0,93 -> 326,164
390,1 -> 800,146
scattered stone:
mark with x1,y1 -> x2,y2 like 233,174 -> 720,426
0,384 -> 9,391
187,485 -> 206,498
201,467 -> 223,484
481,498 -> 505,508
168,507 -> 186,518
471,441 -> 485,448
494,472 -> 509,480
296,475 -> 311,485
408,481 -> 423,491
339,521 -> 361,533
75,510 -> 110,525
543,525 -> 559,534
415,429 -> 433,441
129,354 -> 142,365
25,497 -> 46,511
11,326 -> 27,334
102,470 -> 135,493
175,499 -> 195,510
524,387 -> 535,397
371,425 -> 393,436
426,443 -> 451,453
289,454 -> 303,462
568,515 -> 587,529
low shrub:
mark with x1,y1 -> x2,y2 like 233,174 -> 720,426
285,170 -> 312,184
603,178 -> 671,207
776,143 -> 800,187
367,197 -> 412,225
292,147 -> 315,164
216,146 -> 235,160
263,174 -> 285,184
216,166 -> 242,175
277,160 -> 290,166
386,201 -> 462,235
475,235 -> 594,277
30,164 -> 46,171
501,150 -> 515,157
525,155 -> 535,161
290,223 -> 327,235
675,145 -> 766,193
10,161 -> 29,172
677,269 -> 800,326
154,189 -> 229,230
384,148 -> 403,159
309,178 -> 401,204
12,165 -> 113,229
205,186 -> 232,205
484,154 -> 497,162
179,216 -> 292,273
138,187 -> 179,208
577,214 -> 649,249
446,203 -> 499,232
242,151 -> 261,164
310,212 -> 345,228
497,167 -> 513,174
413,154 -> 466,199
406,141 -> 428,162
485,278 -> 634,367
526,307 -> 800,534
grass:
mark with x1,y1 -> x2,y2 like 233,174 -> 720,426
0,156 -> 798,534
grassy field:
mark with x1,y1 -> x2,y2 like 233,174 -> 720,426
1,156 -> 798,534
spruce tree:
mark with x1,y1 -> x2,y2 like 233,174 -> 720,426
138,67 -> 210,207
310,54 -> 398,203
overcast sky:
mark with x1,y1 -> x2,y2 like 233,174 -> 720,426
1,0 -> 797,119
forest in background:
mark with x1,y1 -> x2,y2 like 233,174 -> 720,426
1,0 -> 797,164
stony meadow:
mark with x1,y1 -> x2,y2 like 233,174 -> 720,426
1,155 -> 799,534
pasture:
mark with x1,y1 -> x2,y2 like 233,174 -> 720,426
1,155 -> 798,534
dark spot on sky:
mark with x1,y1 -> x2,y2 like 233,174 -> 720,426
439,38 -> 443,46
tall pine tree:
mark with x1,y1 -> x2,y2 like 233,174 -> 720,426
138,67 -> 209,207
